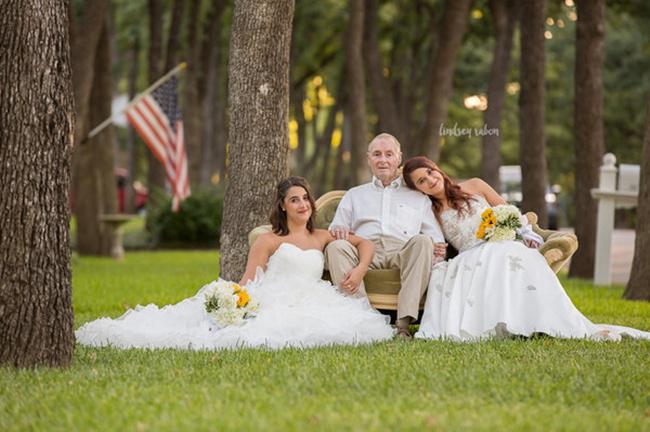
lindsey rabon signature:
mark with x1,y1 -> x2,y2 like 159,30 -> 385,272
439,122 -> 499,138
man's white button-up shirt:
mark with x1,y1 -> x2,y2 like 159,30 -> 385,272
329,176 -> 444,243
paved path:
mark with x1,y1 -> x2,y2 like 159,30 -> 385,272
563,228 -> 635,285
610,229 -> 636,285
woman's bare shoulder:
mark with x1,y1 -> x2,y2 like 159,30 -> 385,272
459,177 -> 486,193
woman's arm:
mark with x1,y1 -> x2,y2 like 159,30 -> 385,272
463,178 -> 506,206
239,234 -> 275,285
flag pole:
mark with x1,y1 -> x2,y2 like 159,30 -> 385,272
86,62 -> 187,140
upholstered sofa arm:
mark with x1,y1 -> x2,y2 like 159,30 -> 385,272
524,212 -> 578,273
248,224 -> 272,247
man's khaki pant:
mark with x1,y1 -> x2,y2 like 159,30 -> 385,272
324,235 -> 433,320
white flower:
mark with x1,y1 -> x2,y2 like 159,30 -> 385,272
489,226 -> 517,242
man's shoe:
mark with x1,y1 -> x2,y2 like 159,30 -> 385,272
395,328 -> 413,340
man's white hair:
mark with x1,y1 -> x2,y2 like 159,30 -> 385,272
367,133 -> 402,153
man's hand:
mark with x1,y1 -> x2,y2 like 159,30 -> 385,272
433,242 -> 447,259
329,225 -> 353,241
340,265 -> 367,294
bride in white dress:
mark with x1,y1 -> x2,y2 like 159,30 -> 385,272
76,177 -> 394,350
402,156 -> 650,341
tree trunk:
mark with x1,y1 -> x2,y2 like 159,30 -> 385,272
68,0 -> 109,232
125,32 -> 141,214
518,0 -> 548,226
69,0 -> 110,144
200,0 -> 227,186
624,94 -> 650,300
569,0 -> 606,278
418,0 -> 473,161
0,0 -> 75,368
317,103 -> 341,196
363,0 -> 402,141
74,23 -> 119,256
220,0 -> 295,280
147,0 -> 166,198
291,84 -> 308,172
184,0 -> 203,188
164,0 -> 186,72
345,0 -> 369,185
481,0 -> 518,189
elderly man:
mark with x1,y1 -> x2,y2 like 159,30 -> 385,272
326,133 -> 445,338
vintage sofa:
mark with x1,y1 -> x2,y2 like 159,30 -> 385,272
249,190 -> 579,311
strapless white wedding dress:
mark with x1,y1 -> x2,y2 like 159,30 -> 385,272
416,195 -> 650,341
76,243 -> 394,350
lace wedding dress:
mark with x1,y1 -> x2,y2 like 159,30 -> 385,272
416,195 -> 650,341
76,243 -> 394,350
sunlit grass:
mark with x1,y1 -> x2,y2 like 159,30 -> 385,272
1,251 -> 648,431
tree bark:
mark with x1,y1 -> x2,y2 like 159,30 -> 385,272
363,0 -> 402,141
518,0 -> 548,227
418,0 -> 473,161
125,32 -> 141,214
220,0 -> 295,280
164,0 -> 186,73
345,0 -> 369,185
481,0 -> 518,188
147,0 -> 166,197
0,0 -> 75,368
184,0 -> 203,188
200,0 -> 227,186
624,94 -> 650,300
69,0 -> 110,143
569,0 -> 606,278
74,23 -> 119,255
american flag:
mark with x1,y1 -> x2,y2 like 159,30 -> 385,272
126,76 -> 190,211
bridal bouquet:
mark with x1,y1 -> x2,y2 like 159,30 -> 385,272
204,280 -> 258,327
476,204 -> 523,242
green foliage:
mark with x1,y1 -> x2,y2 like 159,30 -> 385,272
149,188 -> 224,248
1,251 -> 648,431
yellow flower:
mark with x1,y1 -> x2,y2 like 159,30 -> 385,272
237,290 -> 250,308
481,208 -> 493,221
232,283 -> 241,293
476,223 -> 486,239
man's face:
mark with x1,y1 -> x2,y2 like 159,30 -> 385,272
367,138 -> 401,183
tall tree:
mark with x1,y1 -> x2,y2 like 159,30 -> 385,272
481,0 -> 518,188
69,0 -> 110,142
220,0 -> 295,280
200,0 -> 228,185
0,0 -> 75,367
345,0 -> 369,185
146,0 -> 166,198
363,0 -> 402,141
623,94 -> 650,301
184,0 -> 203,188
69,1 -> 117,256
74,22 -> 119,255
569,0 -> 606,278
518,0 -> 548,227
418,0 -> 473,161
125,31 -> 141,214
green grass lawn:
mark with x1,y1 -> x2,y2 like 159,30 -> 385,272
2,251 -> 649,431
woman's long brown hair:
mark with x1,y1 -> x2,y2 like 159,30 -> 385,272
402,156 -> 474,221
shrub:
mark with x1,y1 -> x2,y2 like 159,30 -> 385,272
149,188 -> 223,248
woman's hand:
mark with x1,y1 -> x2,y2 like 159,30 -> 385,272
340,264 -> 368,294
